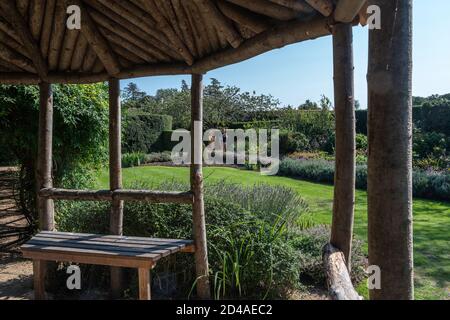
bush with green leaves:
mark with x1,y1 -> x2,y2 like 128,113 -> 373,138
279,131 -> 311,155
0,84 -> 109,227
56,180 -> 321,299
291,225 -> 366,286
123,110 -> 173,154
278,158 -> 449,201
122,152 -> 146,168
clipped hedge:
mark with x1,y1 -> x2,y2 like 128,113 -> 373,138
356,105 -> 450,135
123,111 -> 173,153
152,130 -> 179,152
278,158 -> 450,201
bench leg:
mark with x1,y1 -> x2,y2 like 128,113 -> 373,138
138,267 -> 151,300
33,260 -> 47,300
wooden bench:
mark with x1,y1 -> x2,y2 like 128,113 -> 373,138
21,231 -> 195,300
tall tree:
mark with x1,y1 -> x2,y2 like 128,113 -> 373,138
367,0 -> 414,300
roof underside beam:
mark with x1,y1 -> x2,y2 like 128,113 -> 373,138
0,0 -> 48,79
334,0 -> 367,23
67,0 -> 121,76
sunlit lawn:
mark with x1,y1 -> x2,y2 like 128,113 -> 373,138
96,166 -> 450,300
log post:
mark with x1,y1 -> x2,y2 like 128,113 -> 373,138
330,23 -> 355,270
367,0 -> 414,300
191,74 -> 211,299
108,78 -> 124,298
37,82 -> 55,231
35,82 -> 54,300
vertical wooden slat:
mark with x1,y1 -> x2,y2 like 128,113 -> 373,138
37,82 -> 54,231
33,260 -> 47,300
367,0 -> 414,300
108,78 -> 124,298
138,268 -> 151,300
330,23 -> 355,270
190,74 -> 211,299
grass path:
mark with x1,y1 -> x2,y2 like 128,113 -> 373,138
96,166 -> 450,300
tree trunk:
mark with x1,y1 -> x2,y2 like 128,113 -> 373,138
37,82 -> 54,231
191,74 -> 211,299
331,23 -> 355,270
367,0 -> 414,300
108,77 -> 124,298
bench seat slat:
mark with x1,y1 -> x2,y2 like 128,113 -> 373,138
28,238 -> 180,257
21,232 -> 195,269
34,234 -> 192,249
39,231 -> 193,245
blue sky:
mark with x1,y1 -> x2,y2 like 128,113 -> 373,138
122,0 -> 450,109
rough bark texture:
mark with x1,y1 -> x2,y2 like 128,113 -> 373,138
108,78 -> 124,298
191,74 -> 211,299
37,82 -> 54,231
367,0 -> 414,300
323,243 -> 362,300
331,23 -> 355,270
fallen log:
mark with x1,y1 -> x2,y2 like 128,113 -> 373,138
323,243 -> 362,300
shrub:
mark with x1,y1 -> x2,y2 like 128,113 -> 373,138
56,181 -> 311,299
278,158 -> 449,201
152,130 -> 178,152
143,152 -> 172,164
0,84 -> 109,228
122,152 -> 146,168
123,111 -> 173,154
356,134 -> 368,151
291,225 -> 366,286
279,131 -> 310,155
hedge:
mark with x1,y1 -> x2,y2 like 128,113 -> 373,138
123,111 -> 173,153
278,158 -> 450,201
356,105 -> 450,135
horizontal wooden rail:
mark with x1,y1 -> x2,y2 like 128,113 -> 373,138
39,188 -> 193,204
322,243 -> 362,300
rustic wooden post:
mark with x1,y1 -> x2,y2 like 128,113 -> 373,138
330,22 -> 356,270
37,82 -> 55,231
108,78 -> 124,298
367,0 -> 414,300
191,74 -> 211,299
35,82 -> 55,300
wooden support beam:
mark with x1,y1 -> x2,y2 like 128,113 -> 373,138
0,43 -> 36,73
40,0 -> 57,58
331,23 -> 355,269
67,0 -> 121,76
33,260 -> 47,300
0,0 -> 48,79
37,82 -> 55,231
269,0 -> 315,13
305,0 -> 334,17
215,0 -> 272,34
226,0 -> 299,21
34,82 -> 54,302
191,74 -> 211,300
137,0 -> 194,65
138,267 -> 152,300
109,78 -> 124,298
323,244 -> 362,300
39,188 -> 194,204
192,16 -> 332,73
367,0 -> 414,300
334,0 -> 367,23
194,0 -> 243,48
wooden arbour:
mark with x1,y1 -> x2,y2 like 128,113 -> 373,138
0,0 -> 414,300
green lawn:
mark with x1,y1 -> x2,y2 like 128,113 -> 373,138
96,166 -> 450,300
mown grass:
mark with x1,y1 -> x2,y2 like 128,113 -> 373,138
95,166 -> 450,300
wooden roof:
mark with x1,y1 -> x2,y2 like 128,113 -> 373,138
0,0 -> 367,85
